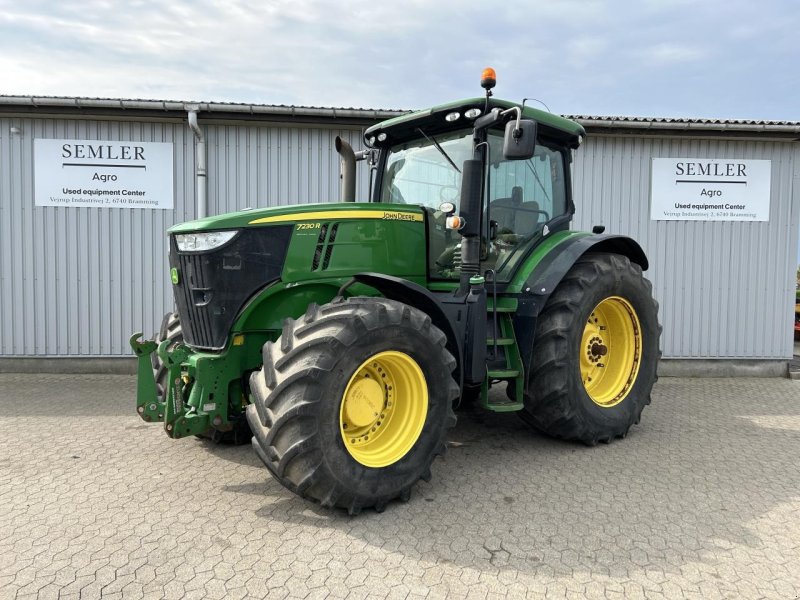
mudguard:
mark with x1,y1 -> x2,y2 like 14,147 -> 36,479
523,234 -> 647,302
514,234 -> 649,376
351,272 -> 466,388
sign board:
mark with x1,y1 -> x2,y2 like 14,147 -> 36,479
650,158 -> 771,221
34,139 -> 174,209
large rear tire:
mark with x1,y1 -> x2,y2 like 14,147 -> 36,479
519,252 -> 660,444
246,297 -> 458,514
151,311 -> 250,445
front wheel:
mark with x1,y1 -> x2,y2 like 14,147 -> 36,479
247,297 -> 458,514
151,311 -> 183,400
519,252 -> 661,444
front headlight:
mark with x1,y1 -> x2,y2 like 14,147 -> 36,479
175,230 -> 238,252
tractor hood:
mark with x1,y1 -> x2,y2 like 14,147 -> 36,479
167,202 -> 428,350
168,202 -> 425,233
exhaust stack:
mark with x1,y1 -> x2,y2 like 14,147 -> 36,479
335,136 -> 356,202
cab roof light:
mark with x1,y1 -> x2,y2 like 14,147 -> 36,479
464,107 -> 482,119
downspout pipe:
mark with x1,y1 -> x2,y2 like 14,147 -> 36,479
335,136 -> 356,202
186,106 -> 207,219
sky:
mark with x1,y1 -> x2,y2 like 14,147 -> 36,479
1,0 -> 798,121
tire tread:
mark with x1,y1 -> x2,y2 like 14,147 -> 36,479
519,252 -> 661,444
247,296 -> 458,513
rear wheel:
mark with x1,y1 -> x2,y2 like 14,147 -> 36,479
151,311 -> 250,445
246,297 -> 458,514
519,252 -> 660,444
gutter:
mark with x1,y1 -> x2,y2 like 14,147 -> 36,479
573,117 -> 800,135
0,95 -> 405,121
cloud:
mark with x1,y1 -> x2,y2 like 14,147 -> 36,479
0,0 -> 798,119
643,43 -> 707,65
566,37 -> 610,68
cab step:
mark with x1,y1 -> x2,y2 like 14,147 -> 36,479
481,399 -> 523,412
487,297 -> 517,313
486,303 -> 515,313
486,337 -> 515,346
487,369 -> 520,379
481,299 -> 525,413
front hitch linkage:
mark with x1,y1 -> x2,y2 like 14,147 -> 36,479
129,333 -> 210,438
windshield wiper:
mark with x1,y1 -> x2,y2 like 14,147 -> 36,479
525,160 -> 552,205
416,128 -> 461,173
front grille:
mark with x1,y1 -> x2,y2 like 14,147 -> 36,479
175,251 -> 210,347
169,226 -> 293,350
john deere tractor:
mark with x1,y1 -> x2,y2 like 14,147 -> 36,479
131,70 -> 660,514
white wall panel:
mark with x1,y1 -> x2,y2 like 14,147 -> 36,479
0,116 -> 367,356
572,135 -> 799,359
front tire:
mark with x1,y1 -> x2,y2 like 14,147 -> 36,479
152,311 -> 183,400
520,252 -> 661,444
246,297 -> 458,514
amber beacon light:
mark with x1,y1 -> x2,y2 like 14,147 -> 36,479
480,67 -> 497,90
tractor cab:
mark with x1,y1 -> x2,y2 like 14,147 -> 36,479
360,82 -> 584,286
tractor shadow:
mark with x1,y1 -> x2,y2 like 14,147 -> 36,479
237,379 -> 800,580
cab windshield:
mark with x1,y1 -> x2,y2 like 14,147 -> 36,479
379,129 -> 473,208
379,128 -> 568,281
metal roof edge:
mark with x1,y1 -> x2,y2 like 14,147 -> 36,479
0,95 -> 407,121
570,115 -> 800,134
0,95 -> 797,133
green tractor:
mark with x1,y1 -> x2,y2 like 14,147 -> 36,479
131,71 -> 660,514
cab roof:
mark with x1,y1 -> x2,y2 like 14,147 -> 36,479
365,97 -> 586,148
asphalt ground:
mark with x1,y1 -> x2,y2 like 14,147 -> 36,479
1,374 -> 800,599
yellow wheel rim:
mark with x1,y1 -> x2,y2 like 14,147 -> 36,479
339,351 -> 428,468
580,296 -> 642,407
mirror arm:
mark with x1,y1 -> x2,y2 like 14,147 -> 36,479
500,106 -> 522,132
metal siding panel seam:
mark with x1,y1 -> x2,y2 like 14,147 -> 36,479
0,119 -> 11,354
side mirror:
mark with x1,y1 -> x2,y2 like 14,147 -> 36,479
502,119 -> 537,160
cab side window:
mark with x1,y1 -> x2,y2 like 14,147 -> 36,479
488,141 -> 566,239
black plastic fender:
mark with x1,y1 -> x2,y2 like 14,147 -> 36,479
350,273 -> 465,388
514,234 -> 649,378
523,234 -> 647,301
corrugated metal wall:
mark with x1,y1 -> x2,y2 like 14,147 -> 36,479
0,116 -> 368,356
205,123 -> 371,214
1,115 -> 797,359
572,135 -> 799,359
